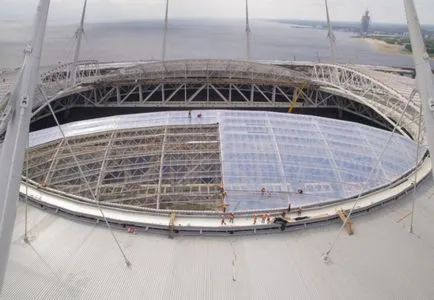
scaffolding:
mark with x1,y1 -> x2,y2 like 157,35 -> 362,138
26,109 -> 424,211
25,124 -> 223,210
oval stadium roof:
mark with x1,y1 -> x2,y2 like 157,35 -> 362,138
27,110 -> 423,212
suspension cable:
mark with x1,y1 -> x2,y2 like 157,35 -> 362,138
409,93 -> 423,234
39,86 -> 131,267
322,93 -> 412,262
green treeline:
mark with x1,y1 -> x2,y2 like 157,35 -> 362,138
376,36 -> 434,56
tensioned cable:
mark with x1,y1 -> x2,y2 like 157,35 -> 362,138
322,92 -> 412,262
40,86 -> 131,267
409,93 -> 423,234
55,35 -> 76,65
83,32 -> 94,61
22,141 -> 62,281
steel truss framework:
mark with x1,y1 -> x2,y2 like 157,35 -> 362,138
2,58 -> 423,213
25,124 -> 223,210
40,60 -> 100,87
310,64 -> 421,139
0,60 -> 422,143
0,59 -> 421,141
26,60 -> 420,139
32,82 -> 392,130
0,59 -> 424,214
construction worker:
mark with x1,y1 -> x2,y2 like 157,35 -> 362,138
266,214 -> 271,224
252,214 -> 257,224
222,202 -> 228,213
229,213 -> 235,223
297,207 -> 303,216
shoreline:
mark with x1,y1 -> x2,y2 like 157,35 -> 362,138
360,37 -> 410,56
360,37 -> 434,58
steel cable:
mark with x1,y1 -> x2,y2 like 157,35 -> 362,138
409,92 -> 424,233
39,86 -> 131,267
322,89 -> 413,262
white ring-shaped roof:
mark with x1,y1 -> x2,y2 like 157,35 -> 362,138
28,110 -> 423,212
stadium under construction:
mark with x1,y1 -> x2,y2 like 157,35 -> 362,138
0,0 -> 434,299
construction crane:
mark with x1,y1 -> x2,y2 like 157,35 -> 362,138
288,82 -> 308,113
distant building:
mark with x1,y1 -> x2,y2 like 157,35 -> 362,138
361,10 -> 371,37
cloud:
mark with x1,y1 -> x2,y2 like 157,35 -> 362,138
0,0 -> 433,25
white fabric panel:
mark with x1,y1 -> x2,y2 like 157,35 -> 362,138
29,110 -> 422,211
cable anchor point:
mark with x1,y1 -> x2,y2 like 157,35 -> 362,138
322,251 -> 331,264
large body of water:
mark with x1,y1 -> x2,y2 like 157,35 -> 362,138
1,19 -> 433,70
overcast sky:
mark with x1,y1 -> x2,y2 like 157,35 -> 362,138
1,0 -> 433,25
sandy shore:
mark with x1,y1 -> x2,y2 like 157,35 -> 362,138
360,37 -> 409,56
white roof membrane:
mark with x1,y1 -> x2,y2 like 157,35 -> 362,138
29,110 -> 423,211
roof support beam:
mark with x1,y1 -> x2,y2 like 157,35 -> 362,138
119,85 -> 139,104
324,0 -> 336,64
245,0 -> 251,60
231,84 -> 250,102
95,132 -> 115,200
210,84 -> 228,102
162,0 -> 169,61
187,84 -> 206,103
156,126 -> 168,210
43,139 -> 64,185
404,0 -> 434,180
142,84 -> 162,103
70,0 -> 87,86
165,84 -> 184,103
0,0 -> 50,291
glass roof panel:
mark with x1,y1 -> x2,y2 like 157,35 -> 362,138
29,110 -> 423,211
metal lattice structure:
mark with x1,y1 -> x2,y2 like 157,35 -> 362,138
0,59 -> 422,144
1,60 -> 426,212
310,63 -> 420,138
26,110 -> 424,212
26,123 -> 223,210
1,0 -> 434,296
17,59 -> 418,139
40,60 -> 100,86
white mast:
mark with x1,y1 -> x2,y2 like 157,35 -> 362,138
324,0 -> 336,64
0,0 -> 51,291
245,0 -> 251,60
404,0 -> 434,179
162,0 -> 169,61
70,0 -> 87,85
